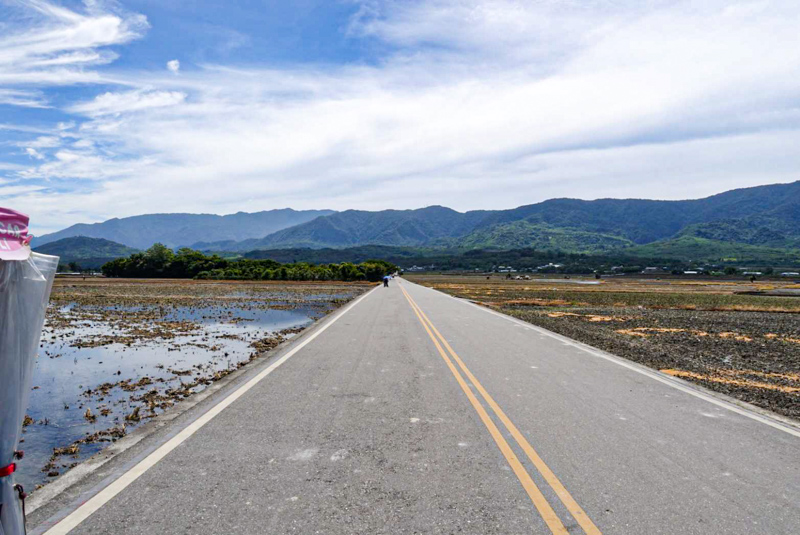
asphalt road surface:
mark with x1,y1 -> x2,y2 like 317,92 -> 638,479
32,279 -> 800,534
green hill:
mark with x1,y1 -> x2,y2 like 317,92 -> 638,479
246,206 -> 490,249
444,221 -> 634,253
33,236 -> 139,269
677,217 -> 800,249
474,180 -> 800,245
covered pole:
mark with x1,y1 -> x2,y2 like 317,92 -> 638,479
0,209 -> 58,535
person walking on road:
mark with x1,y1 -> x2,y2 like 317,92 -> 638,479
383,275 -> 390,287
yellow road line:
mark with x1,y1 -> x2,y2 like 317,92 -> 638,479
399,286 -> 569,534
401,283 -> 602,535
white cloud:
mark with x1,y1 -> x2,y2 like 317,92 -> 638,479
167,59 -> 180,74
69,90 -> 186,116
23,136 -> 61,148
4,0 -> 800,234
0,185 -> 46,197
25,147 -> 45,160
0,88 -> 48,108
0,0 -> 147,89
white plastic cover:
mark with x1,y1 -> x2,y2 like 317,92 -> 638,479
0,253 -> 58,535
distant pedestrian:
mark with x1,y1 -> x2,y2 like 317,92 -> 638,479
383,275 -> 390,287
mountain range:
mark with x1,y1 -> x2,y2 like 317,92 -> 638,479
32,181 -> 800,263
32,209 -> 335,250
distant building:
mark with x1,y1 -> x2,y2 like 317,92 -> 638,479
642,267 -> 663,273
683,270 -> 699,275
780,272 -> 800,277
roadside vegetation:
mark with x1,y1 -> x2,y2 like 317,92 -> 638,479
409,274 -> 800,420
101,244 -> 397,282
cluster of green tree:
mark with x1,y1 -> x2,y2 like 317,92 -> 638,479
58,261 -> 85,273
101,244 -> 398,282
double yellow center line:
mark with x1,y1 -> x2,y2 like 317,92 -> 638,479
399,283 -> 601,535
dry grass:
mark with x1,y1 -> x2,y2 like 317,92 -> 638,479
661,369 -> 800,394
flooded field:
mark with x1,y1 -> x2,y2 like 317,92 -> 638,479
408,274 -> 800,421
20,278 -> 369,490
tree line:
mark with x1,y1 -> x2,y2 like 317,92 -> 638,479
101,244 -> 398,282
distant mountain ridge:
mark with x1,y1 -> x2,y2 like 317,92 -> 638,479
239,206 -> 491,249
33,209 -> 336,249
35,181 -> 800,260
33,236 -> 139,269
228,181 -> 800,254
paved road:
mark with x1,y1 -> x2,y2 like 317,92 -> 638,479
33,279 -> 800,534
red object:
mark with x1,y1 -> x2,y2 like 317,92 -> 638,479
0,462 -> 16,477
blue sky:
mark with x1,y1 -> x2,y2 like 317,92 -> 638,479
2,0 -> 800,234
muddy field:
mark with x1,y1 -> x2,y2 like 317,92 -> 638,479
21,278 -> 370,490
408,274 -> 800,421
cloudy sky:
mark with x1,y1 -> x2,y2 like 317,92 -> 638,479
1,0 -> 799,234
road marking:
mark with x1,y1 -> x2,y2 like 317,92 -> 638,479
402,285 -> 601,535
43,286 -> 378,535
399,285 -> 570,534
410,281 -> 800,439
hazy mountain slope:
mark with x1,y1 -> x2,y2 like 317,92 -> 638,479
445,221 -> 635,253
475,198 -> 693,244
475,181 -> 800,245
674,187 -> 800,248
33,209 -> 336,249
33,237 -> 139,268
677,219 -> 800,248
243,245 -> 444,264
247,206 -> 491,249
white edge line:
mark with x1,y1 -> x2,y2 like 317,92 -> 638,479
43,285 -> 378,535
404,280 -> 800,439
